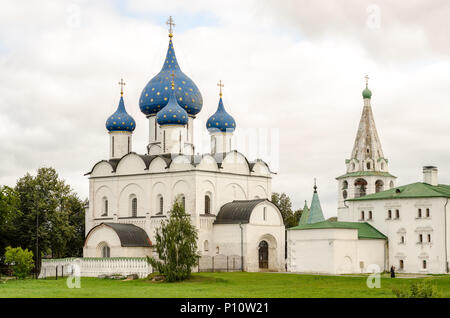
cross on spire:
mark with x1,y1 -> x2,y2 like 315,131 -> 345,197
166,16 -> 175,38
313,178 -> 317,193
365,74 -> 369,87
118,78 -> 126,96
217,80 -> 224,97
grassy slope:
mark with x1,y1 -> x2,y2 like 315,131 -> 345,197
0,272 -> 449,298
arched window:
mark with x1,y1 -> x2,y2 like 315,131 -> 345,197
205,195 -> 211,214
360,211 -> 365,220
354,179 -> 367,198
419,234 -> 423,243
342,180 -> 348,190
423,260 -> 427,269
102,197 -> 108,216
342,190 -> 348,199
263,207 -> 267,221
426,208 -> 430,218
399,260 -> 404,270
375,180 -> 384,193
351,163 -> 356,171
102,245 -> 110,258
381,162 -> 385,170
368,211 -> 373,220
132,197 -> 137,217
428,234 -> 431,243
395,209 -> 400,219
401,236 -> 405,244
158,196 -> 164,214
204,240 -> 209,252
216,246 -> 219,254
366,162 -> 371,170
418,208 -> 422,218
388,210 -> 392,219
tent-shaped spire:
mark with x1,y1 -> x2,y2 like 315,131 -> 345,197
307,181 -> 325,224
348,76 -> 386,171
298,200 -> 310,225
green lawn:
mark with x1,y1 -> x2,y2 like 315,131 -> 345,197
1,272 -> 449,298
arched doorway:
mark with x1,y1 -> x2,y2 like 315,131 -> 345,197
258,240 -> 268,269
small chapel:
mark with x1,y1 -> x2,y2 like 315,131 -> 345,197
82,18 -> 285,272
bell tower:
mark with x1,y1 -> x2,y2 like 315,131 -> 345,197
337,76 -> 396,218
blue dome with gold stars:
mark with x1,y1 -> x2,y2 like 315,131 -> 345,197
106,96 -> 136,132
206,97 -> 236,133
139,37 -> 203,116
156,83 -> 188,126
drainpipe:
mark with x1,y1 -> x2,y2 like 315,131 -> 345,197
239,222 -> 244,271
444,198 -> 449,273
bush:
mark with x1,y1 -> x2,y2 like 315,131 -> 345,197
147,198 -> 199,282
4,246 -> 35,279
393,281 -> 441,298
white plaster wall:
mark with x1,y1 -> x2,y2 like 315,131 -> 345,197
345,197 -> 448,274
109,131 -> 132,159
85,152 -> 276,266
287,228 -> 384,274
83,225 -> 152,258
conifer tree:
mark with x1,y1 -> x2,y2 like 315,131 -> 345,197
147,197 -> 199,282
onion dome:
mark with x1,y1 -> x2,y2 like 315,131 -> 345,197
106,83 -> 136,132
206,92 -> 236,133
139,36 -> 203,116
156,78 -> 188,126
362,75 -> 372,99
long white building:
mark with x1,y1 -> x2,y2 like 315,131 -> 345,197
287,79 -> 449,274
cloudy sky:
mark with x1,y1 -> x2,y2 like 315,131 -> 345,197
0,0 -> 449,218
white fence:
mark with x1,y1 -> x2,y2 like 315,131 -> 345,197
39,257 -> 152,279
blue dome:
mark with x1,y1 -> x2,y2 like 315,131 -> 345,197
139,38 -> 203,116
106,96 -> 136,132
206,97 -> 236,133
156,85 -> 188,126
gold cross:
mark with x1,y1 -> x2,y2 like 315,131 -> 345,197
166,16 -> 175,37
118,78 -> 126,96
217,80 -> 224,97
365,74 -> 369,87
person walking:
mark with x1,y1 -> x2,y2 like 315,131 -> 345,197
390,265 -> 396,278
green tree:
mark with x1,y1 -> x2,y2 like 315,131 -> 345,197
4,246 -> 35,279
271,192 -> 300,228
13,167 -> 85,270
0,186 -> 21,261
147,197 -> 199,282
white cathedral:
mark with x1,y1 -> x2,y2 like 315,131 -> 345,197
72,19 -> 450,277
82,24 -> 285,272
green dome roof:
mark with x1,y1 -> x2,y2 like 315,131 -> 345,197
362,87 -> 372,99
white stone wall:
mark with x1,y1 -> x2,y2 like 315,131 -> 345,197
84,151 -> 281,271
344,197 -> 449,274
39,258 -> 151,279
83,225 -> 153,258
287,228 -> 385,274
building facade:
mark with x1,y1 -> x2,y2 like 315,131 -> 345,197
83,24 -> 285,272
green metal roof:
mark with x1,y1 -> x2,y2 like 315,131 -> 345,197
308,190 -> 325,224
298,201 -> 310,225
348,182 -> 450,201
288,221 -> 387,240
336,171 -> 396,180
